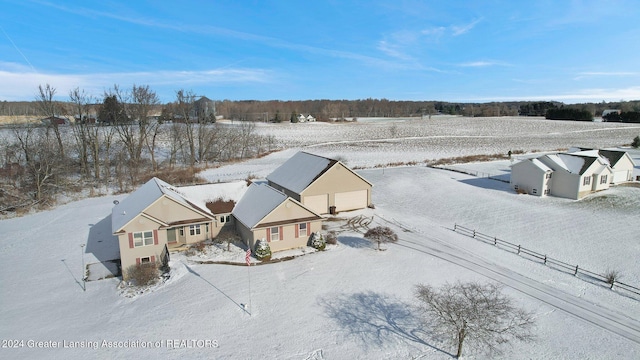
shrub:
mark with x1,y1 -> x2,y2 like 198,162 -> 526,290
125,261 -> 160,286
326,231 -> 338,245
254,239 -> 272,261
604,269 -> 621,289
632,135 -> 640,148
309,232 -> 326,250
364,226 -> 398,250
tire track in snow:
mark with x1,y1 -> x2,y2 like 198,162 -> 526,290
394,233 -> 640,345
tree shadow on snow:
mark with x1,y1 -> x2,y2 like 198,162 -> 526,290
85,215 -> 121,278
338,236 -> 372,249
458,177 -> 513,194
318,291 -> 453,357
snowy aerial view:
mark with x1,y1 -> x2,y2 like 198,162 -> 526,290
2,1 -> 640,359
1,116 -> 640,359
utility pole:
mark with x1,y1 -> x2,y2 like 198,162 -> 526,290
81,244 -> 86,291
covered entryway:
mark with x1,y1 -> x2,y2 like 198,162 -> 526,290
303,194 -> 329,214
335,190 -> 368,212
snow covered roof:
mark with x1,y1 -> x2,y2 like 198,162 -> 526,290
266,151 -> 371,194
598,149 -> 629,167
266,152 -> 338,193
531,158 -> 552,172
112,178 -> 247,233
176,181 -> 248,214
232,183 -> 287,229
112,178 -> 187,233
538,153 -> 605,175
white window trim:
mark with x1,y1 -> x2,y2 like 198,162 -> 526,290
189,224 -> 201,236
134,231 -> 154,247
270,227 -> 280,241
299,223 -> 308,237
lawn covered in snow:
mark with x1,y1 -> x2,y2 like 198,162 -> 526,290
1,116 -> 640,359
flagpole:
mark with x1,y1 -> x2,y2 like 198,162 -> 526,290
245,248 -> 252,316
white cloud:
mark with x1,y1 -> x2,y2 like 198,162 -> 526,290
451,18 -> 483,36
461,86 -> 640,104
573,71 -> 640,80
0,65 -> 272,101
458,60 -> 512,68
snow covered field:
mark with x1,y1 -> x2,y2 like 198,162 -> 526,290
1,116 -> 640,359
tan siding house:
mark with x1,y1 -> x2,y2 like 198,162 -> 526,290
267,151 -> 373,214
232,183 -> 323,252
112,178 -> 247,279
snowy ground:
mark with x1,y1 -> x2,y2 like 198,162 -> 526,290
2,116 -> 640,359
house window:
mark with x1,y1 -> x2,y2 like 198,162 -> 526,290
205,223 -> 209,233
220,216 -> 225,223
532,189 -> 537,195
225,215 -> 231,223
298,223 -> 308,237
600,175 -> 608,184
270,227 -> 280,241
544,189 -> 550,195
133,231 -> 154,247
179,227 -> 184,236
189,224 -> 201,236
140,257 -> 150,264
583,176 -> 591,186
546,173 -> 552,179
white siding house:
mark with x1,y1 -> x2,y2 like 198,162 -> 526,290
510,149 -> 624,200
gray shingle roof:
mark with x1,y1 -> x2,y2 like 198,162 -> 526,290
266,152 -> 337,194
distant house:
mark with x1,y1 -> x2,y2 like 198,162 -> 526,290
232,183 -> 324,252
112,178 -> 247,278
192,96 -> 216,120
41,116 -> 68,125
267,152 -> 373,214
510,148 -> 635,199
297,114 -> 316,123
602,109 -> 621,118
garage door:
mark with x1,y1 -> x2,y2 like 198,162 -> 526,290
335,190 -> 368,212
303,194 -> 328,214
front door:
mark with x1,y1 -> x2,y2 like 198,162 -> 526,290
167,228 -> 177,243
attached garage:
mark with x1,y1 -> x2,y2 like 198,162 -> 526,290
303,194 -> 328,214
267,152 -> 373,215
335,190 -> 368,212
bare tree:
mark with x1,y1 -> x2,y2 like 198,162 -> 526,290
68,87 -> 94,178
36,84 -> 65,157
415,281 -> 535,358
12,125 -> 65,203
172,90 -> 222,166
363,226 -> 398,250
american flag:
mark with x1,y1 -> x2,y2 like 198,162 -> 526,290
245,248 -> 251,266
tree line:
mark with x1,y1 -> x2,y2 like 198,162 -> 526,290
0,84 -> 276,214
3,97 -> 640,120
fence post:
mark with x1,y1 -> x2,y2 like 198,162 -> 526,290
494,237 -> 497,246
544,255 -> 547,265
473,230 -> 476,238
454,223 -> 457,231
574,265 -> 578,275
517,245 -> 520,254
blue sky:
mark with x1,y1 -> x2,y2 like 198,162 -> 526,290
1,0 -> 639,103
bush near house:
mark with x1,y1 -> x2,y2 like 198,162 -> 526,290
254,239 -> 272,261
632,135 -> 640,148
125,261 -> 160,286
309,232 -> 326,250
